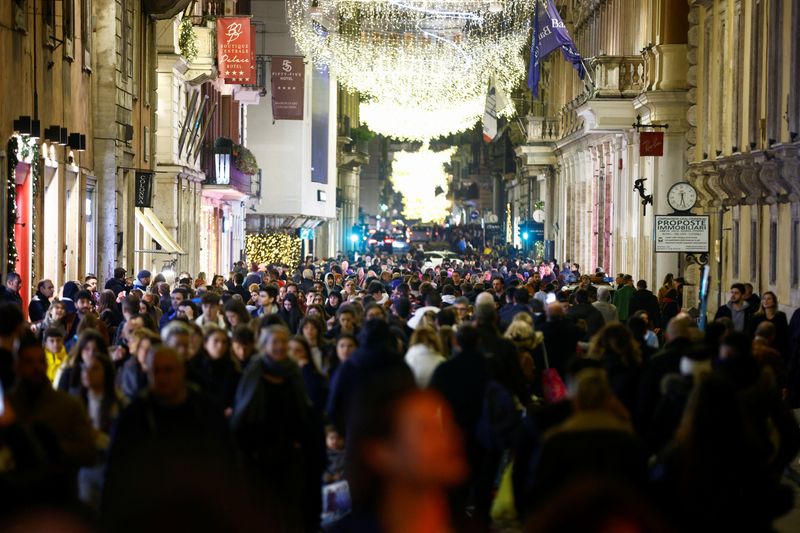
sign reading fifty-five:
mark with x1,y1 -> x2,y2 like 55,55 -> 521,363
271,56 -> 305,120
217,17 -> 253,84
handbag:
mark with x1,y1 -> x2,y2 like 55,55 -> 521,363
541,342 -> 568,403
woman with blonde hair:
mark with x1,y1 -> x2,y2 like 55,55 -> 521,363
404,326 -> 446,388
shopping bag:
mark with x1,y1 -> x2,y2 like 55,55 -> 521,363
541,343 -> 568,403
490,460 -> 518,522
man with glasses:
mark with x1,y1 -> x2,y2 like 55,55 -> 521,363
452,296 -> 471,324
29,279 -> 55,324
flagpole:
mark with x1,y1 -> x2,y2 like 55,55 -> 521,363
580,58 -> 595,88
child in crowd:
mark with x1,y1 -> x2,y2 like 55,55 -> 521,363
43,327 -> 68,385
323,425 -> 346,484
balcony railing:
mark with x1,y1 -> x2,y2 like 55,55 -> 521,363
524,115 -> 561,143
337,115 -> 352,139
559,94 -> 587,137
202,145 -> 252,196
586,56 -> 646,98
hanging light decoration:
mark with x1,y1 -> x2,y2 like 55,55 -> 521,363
391,143 -> 455,222
361,97 -> 485,141
287,0 -> 532,139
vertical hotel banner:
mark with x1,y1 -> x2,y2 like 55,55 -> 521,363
271,56 -> 305,120
217,17 -> 252,84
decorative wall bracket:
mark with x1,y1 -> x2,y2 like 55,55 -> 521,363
633,177 -> 653,216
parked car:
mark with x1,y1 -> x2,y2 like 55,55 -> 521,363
422,251 -> 464,269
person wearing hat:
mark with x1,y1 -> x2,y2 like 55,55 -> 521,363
133,270 -> 152,291
105,267 -> 131,297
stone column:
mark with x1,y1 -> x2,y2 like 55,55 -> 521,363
634,90 -> 690,286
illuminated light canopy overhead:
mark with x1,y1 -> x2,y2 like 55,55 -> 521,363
391,144 -> 456,222
287,0 -> 530,139
361,98 -> 484,141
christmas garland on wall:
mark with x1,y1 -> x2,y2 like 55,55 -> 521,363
5,136 -> 41,278
6,137 -> 19,272
19,138 -> 41,281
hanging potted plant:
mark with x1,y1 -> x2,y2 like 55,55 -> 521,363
233,143 -> 258,175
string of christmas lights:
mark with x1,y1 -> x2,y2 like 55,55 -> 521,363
287,0 -> 530,139
245,233 -> 302,267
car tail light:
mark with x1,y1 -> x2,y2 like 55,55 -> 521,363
384,238 -> 393,244
368,238 -> 377,244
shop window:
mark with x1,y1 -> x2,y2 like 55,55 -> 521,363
82,0 -> 92,71
13,0 -> 26,32
63,0 -> 75,60
43,0 -> 56,46
769,221 -> 777,284
84,184 -> 96,276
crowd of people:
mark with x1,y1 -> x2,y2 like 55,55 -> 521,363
0,254 -> 799,532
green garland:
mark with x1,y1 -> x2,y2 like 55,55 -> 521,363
5,136 -> 41,279
233,144 -> 258,175
179,18 -> 198,62
6,138 -> 18,272
23,139 -> 40,281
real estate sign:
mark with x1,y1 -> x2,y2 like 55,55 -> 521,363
655,215 -> 710,253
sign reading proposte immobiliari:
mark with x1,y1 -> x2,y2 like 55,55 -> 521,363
654,215 -> 710,253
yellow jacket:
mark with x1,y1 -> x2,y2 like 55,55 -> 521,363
45,348 -> 68,385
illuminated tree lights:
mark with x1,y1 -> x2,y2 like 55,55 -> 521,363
245,233 -> 302,267
390,144 -> 455,222
287,0 -> 530,139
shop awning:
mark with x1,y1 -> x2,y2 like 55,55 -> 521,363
135,208 -> 186,255
143,0 -> 193,20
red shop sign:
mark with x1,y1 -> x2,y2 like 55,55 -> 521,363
217,17 -> 252,84
640,131 -> 664,157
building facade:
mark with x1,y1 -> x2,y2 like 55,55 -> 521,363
2,0 -> 98,312
515,0 -> 798,315
246,0 -> 339,261
684,0 -> 799,313
516,0 -> 687,277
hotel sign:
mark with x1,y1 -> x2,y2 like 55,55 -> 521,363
271,56 -> 305,120
217,17 -> 253,84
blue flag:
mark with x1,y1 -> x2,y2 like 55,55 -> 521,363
528,0 -> 586,96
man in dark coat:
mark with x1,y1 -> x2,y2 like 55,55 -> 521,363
474,304 -> 528,406
105,347 -> 234,522
635,315 -> 694,433
326,319 -> 415,435
430,324 -> 495,527
539,302 -> 581,378
0,272 -> 23,308
28,279 -> 54,324
499,288 -> 534,330
104,267 -> 130,297
567,289 -> 605,340
629,279 -> 662,329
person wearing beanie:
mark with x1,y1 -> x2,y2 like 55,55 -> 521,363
133,270 -> 152,291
